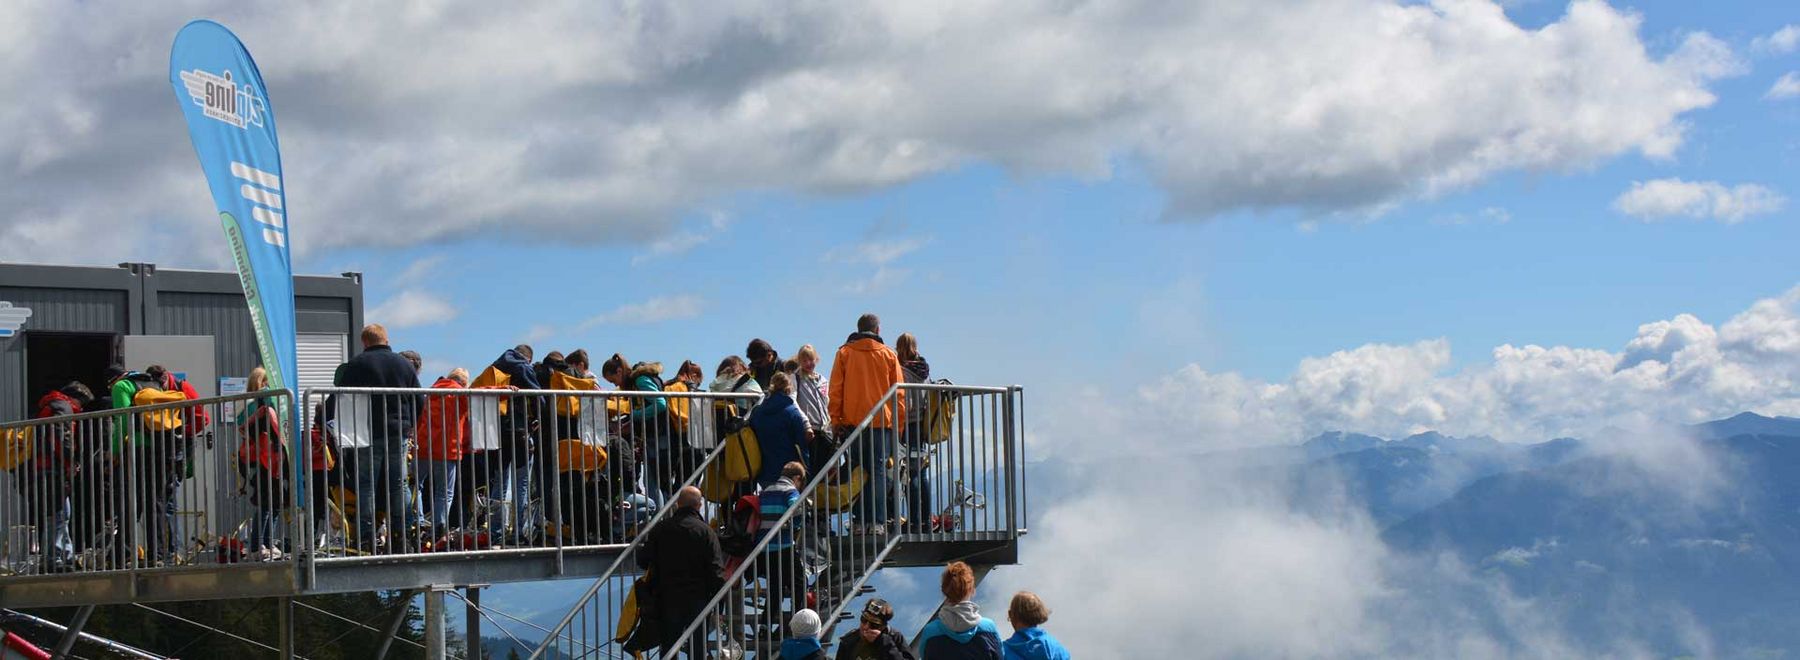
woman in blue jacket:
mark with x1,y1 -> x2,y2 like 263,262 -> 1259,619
750,371 -> 809,489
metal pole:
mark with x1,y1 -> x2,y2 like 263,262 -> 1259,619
466,586 -> 483,660
278,597 -> 295,660
375,589 -> 418,660
50,604 -> 94,660
425,587 -> 447,660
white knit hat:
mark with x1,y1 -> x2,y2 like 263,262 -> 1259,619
789,609 -> 822,639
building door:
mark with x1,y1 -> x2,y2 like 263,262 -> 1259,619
24,332 -> 116,410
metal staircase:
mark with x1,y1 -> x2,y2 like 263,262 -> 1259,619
530,383 -> 1026,659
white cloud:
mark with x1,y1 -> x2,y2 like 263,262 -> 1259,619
1752,25 -> 1800,55
368,289 -> 460,329
0,0 -> 1738,263
1611,178 -> 1785,223
1767,71 -> 1800,100
631,212 -> 732,266
578,294 -> 704,328
826,236 -> 930,293
1042,284 -> 1800,461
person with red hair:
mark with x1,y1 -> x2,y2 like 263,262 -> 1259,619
913,561 -> 1002,659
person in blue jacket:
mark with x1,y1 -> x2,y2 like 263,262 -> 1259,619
914,561 -> 1002,659
750,371 -> 810,489
1001,592 -> 1070,660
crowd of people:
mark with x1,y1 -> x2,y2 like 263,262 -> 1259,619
770,561 -> 1072,660
299,312 -> 940,556
6,312 -> 1068,656
5,364 -> 216,570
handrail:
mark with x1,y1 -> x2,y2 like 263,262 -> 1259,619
0,388 -> 293,429
527,438 -> 732,659
660,383 -> 907,658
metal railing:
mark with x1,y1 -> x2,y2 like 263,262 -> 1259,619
1,388 -> 296,578
296,386 -> 759,564
654,383 -> 1025,659
1,380 -> 1026,659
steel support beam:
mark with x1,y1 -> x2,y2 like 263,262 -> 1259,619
466,587 -> 483,660
425,587 -> 448,660
50,604 -> 94,660
278,597 -> 295,660
376,589 -> 419,660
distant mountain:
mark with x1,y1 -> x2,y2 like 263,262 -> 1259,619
1300,431 -> 1385,460
1689,411 -> 1800,441
1289,432 -> 1585,525
1383,432 -> 1800,655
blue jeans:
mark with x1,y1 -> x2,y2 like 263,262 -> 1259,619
852,428 -> 897,525
349,444 -> 409,553
413,458 -> 458,535
501,456 -> 534,542
904,423 -> 933,531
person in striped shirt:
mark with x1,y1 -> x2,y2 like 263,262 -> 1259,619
759,460 -> 808,628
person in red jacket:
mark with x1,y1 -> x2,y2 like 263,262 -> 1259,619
26,382 -> 91,572
236,367 -> 288,561
415,368 -> 471,540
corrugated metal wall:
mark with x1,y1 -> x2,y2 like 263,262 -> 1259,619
0,287 -> 129,420
154,291 -> 260,385
2,265 -> 362,421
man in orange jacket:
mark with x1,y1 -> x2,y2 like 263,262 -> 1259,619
828,313 -> 905,534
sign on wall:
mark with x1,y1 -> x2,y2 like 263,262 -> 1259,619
0,302 -> 30,339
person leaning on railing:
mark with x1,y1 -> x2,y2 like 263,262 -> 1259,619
415,368 -> 471,541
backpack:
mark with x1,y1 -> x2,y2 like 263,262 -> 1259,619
0,427 -> 33,471
664,380 -> 693,435
170,376 -> 211,435
923,379 -> 959,444
718,494 -> 761,558
719,422 -> 760,483
817,465 -> 868,513
131,375 -> 188,433
549,370 -> 599,417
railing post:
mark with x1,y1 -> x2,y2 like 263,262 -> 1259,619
1002,388 -> 1019,534
425,586 -> 448,660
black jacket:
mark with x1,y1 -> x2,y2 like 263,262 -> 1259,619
835,629 -> 916,660
637,507 -> 725,607
332,345 -> 423,443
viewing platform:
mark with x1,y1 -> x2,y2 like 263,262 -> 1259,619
1,382 -> 1026,659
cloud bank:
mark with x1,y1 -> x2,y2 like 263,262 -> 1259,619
0,0 -> 1734,263
989,287 -> 1800,658
1042,284 -> 1800,462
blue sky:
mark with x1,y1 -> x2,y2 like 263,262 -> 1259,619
263,0 -> 1798,402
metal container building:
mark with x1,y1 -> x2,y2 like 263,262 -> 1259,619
0,262 -> 363,421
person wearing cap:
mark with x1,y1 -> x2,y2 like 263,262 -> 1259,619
781,609 -> 828,660
1000,592 -> 1070,660
835,599 -> 915,660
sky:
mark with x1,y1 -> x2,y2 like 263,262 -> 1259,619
4,0 -> 1800,655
